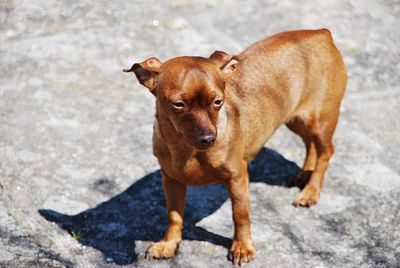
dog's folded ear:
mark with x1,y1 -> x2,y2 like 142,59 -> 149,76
209,51 -> 239,81
123,57 -> 162,94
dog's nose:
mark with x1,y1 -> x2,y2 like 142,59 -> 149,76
199,133 -> 216,147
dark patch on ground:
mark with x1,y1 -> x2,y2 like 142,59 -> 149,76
0,227 -> 74,268
92,177 -> 118,196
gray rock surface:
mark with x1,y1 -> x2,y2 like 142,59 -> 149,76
1,0 -> 399,267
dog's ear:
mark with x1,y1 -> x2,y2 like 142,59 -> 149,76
209,50 -> 239,81
123,57 -> 162,94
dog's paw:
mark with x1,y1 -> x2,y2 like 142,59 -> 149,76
230,239 -> 256,266
293,184 -> 320,207
146,240 -> 179,260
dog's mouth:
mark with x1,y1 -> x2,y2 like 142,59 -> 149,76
193,142 -> 215,151
191,144 -> 215,151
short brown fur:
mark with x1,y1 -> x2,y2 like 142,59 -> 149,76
124,29 -> 347,265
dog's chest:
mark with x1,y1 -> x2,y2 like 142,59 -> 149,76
157,146 -> 227,186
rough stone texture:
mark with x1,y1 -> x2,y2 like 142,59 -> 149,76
1,0 -> 400,267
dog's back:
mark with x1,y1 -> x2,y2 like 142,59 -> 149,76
227,29 -> 347,160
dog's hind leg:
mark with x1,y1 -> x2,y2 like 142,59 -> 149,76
286,117 -> 317,189
292,107 -> 340,207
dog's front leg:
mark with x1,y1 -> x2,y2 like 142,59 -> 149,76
146,173 -> 186,259
227,164 -> 256,265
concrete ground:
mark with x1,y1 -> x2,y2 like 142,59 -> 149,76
1,0 -> 400,267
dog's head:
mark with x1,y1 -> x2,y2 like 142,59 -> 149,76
124,51 -> 238,150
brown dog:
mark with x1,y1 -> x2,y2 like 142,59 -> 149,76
124,29 -> 347,265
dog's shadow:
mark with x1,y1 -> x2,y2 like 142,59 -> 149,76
39,148 -> 299,264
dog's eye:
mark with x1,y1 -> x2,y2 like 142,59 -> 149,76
172,101 -> 186,110
214,99 -> 223,106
